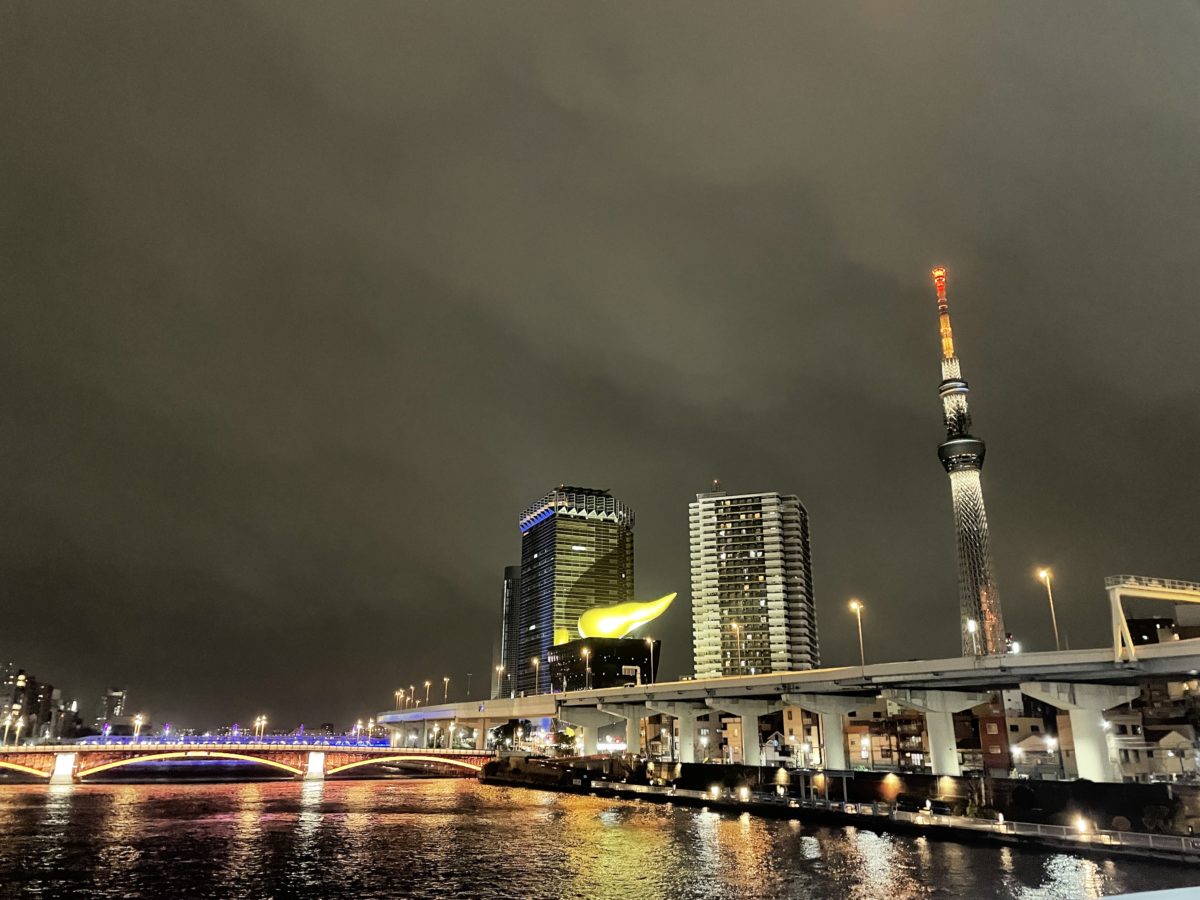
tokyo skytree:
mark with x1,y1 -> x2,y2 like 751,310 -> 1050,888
931,267 -> 1006,656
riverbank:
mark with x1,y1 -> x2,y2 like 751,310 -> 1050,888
480,772 -> 1200,865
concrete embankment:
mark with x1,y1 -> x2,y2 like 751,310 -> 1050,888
479,762 -> 1200,865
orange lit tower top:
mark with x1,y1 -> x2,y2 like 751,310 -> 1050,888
929,267 -> 1005,657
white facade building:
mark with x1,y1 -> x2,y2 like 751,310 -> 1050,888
690,490 -> 819,678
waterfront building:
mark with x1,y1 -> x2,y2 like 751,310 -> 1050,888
547,637 -> 659,693
689,489 -> 819,678
495,565 -> 522,699
929,268 -> 1006,655
516,486 -> 634,695
96,688 -> 127,729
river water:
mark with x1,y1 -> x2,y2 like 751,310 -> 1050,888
1,778 -> 1198,899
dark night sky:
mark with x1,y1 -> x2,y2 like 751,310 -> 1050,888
2,3 -> 1198,730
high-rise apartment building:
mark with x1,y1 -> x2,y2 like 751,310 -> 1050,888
515,486 -> 634,695
690,490 -> 818,678
495,565 -> 522,699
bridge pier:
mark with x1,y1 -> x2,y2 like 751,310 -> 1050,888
646,702 -> 708,763
883,688 -> 988,777
1020,681 -> 1140,782
705,699 -> 781,767
784,694 -> 858,771
558,707 -> 623,755
50,752 -> 76,785
305,751 -> 325,781
598,704 -> 650,756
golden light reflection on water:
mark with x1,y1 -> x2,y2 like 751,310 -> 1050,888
0,779 -> 1197,899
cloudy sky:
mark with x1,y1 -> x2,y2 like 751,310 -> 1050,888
2,2 -> 1197,728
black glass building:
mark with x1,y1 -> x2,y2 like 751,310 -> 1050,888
547,637 -> 660,692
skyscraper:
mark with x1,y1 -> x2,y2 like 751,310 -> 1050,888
690,489 -> 819,678
495,565 -> 522,699
930,267 -> 1005,655
516,486 -> 634,695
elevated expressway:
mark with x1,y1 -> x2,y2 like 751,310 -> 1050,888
379,638 -> 1200,784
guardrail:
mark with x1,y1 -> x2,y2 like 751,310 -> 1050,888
589,780 -> 1200,858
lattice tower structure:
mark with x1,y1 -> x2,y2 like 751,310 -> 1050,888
932,267 -> 1005,655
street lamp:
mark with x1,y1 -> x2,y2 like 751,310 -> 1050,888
495,665 -> 504,697
409,685 -> 416,710
849,599 -> 866,673
582,648 -> 592,690
394,689 -> 404,710
2,716 -> 11,746
443,676 -> 450,703
531,657 -> 540,695
645,637 -> 655,685
466,672 -> 473,697
731,622 -> 742,674
967,618 -> 981,656
133,714 -> 144,739
1037,568 -> 1062,652
14,718 -> 25,745
424,681 -> 432,705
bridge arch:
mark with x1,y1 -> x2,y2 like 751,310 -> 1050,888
0,759 -> 51,779
75,751 -> 305,779
325,754 -> 482,776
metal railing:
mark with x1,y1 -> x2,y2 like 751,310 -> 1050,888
588,780 -> 1200,858
1105,575 -> 1200,595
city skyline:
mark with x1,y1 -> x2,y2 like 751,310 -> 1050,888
2,5 -> 1198,728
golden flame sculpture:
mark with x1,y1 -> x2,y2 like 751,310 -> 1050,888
577,593 -> 676,640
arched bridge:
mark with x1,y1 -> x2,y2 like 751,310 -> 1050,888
0,742 -> 492,784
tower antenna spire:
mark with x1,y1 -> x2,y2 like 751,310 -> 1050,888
930,266 -> 1005,656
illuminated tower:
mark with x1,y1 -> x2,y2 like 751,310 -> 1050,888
931,267 -> 1005,656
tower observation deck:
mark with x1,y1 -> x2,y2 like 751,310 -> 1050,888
931,267 -> 1005,656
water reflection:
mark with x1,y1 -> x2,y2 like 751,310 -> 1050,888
0,779 -> 1195,899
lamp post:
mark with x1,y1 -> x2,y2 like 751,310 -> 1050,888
1037,568 -> 1062,652
409,685 -> 415,710
531,657 -> 540,695
582,648 -> 592,690
967,618 -> 981,657
133,714 -> 144,740
424,681 -> 431,705
443,676 -> 450,703
466,673 -> 472,698
14,718 -> 25,746
394,689 -> 404,710
731,622 -> 742,674
495,665 -> 504,698
645,637 -> 655,685
2,716 -> 11,745
849,599 -> 866,674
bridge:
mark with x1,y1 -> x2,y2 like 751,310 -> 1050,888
0,740 -> 492,784
379,637 -> 1200,785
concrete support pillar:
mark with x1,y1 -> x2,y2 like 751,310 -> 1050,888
1020,682 -> 1140,782
50,752 -> 76,785
557,707 -> 623,757
883,688 -> 988,777
474,720 -> 489,751
647,702 -> 708,764
706,699 -> 780,767
305,751 -> 325,781
598,704 -> 650,756
784,694 -> 858,771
